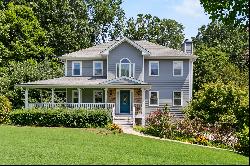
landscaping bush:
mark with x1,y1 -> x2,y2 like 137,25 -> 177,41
235,124 -> 249,156
9,108 -> 111,128
0,95 -> 12,123
145,106 -> 178,139
183,81 -> 249,131
106,123 -> 123,133
144,107 -> 239,151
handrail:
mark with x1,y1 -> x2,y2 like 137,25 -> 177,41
28,103 -> 115,110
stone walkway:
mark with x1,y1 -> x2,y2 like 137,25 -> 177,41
119,124 -> 233,152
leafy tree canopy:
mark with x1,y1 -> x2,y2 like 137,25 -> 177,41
10,0 -> 125,56
0,58 -> 63,108
200,0 -> 249,28
124,14 -> 185,49
0,2 -> 53,65
193,46 -> 248,92
192,22 -> 249,70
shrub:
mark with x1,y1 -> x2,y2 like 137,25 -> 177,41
106,123 -> 122,133
133,125 -> 146,133
235,124 -> 249,155
0,95 -> 12,123
145,107 -> 178,139
183,81 -> 249,131
9,108 -> 111,128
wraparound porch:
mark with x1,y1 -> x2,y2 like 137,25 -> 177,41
22,87 -> 147,126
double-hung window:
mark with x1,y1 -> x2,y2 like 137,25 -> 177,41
72,61 -> 82,76
149,61 -> 159,76
93,61 -> 103,76
149,91 -> 159,106
173,91 -> 182,106
116,58 -> 135,78
93,90 -> 103,103
72,90 -> 79,103
173,61 -> 183,76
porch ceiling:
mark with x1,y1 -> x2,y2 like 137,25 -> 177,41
16,76 -> 151,89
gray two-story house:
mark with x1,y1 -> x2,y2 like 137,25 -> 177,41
17,37 -> 197,126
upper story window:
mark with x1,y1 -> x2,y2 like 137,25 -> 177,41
116,58 -> 135,78
173,91 -> 182,106
149,61 -> 159,76
93,61 -> 103,76
173,61 -> 183,76
72,61 -> 82,76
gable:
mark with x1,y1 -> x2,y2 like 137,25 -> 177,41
101,37 -> 150,56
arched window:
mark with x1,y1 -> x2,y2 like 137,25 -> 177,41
116,58 -> 135,78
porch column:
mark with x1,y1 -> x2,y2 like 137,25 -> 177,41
104,88 -> 108,109
51,88 -> 55,107
25,88 -> 29,108
141,88 -> 146,126
77,88 -> 81,107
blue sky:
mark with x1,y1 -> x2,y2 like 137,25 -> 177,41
121,0 -> 211,40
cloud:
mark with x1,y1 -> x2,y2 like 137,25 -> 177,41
174,0 -> 205,18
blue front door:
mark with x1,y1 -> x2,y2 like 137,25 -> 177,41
120,90 -> 130,114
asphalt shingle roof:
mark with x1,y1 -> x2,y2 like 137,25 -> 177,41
61,38 -> 194,59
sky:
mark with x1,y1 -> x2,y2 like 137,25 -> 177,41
121,0 -> 211,40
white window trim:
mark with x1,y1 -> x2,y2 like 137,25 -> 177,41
149,91 -> 159,106
149,61 -> 159,76
173,91 -> 183,106
93,90 -> 104,103
116,58 -> 135,78
72,90 -> 79,103
72,61 -> 82,76
93,61 -> 103,76
173,61 -> 183,76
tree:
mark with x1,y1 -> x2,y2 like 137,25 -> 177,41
193,46 -> 248,92
124,14 -> 185,49
184,81 -> 249,131
200,0 -> 249,28
12,0 -> 92,56
85,0 -> 125,43
11,0 -> 125,56
192,22 -> 249,70
0,58 -> 63,108
0,2 -> 53,65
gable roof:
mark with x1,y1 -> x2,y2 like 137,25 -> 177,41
60,37 -> 197,60
100,76 -> 147,85
100,37 -> 150,56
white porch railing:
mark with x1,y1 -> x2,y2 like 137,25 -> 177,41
28,103 -> 115,110
133,103 -> 143,126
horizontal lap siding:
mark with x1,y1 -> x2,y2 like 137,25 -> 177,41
108,41 -> 143,80
67,60 -> 107,77
144,59 -> 190,118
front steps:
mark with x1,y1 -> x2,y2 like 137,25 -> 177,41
113,115 -> 133,127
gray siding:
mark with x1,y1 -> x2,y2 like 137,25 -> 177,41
67,60 -> 107,77
144,59 -> 190,117
108,41 -> 143,80
67,88 -> 104,103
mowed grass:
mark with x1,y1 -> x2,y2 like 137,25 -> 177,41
0,125 -> 248,165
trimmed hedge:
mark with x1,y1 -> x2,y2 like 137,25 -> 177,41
9,108 -> 112,128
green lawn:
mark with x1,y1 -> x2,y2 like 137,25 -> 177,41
0,125 -> 248,165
